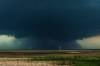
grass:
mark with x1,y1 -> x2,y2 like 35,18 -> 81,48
0,51 -> 99,66
30,54 -> 100,66
72,56 -> 100,66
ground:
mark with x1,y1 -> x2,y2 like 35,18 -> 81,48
0,50 -> 99,66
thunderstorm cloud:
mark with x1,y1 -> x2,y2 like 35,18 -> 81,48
76,35 -> 100,49
0,35 -> 34,50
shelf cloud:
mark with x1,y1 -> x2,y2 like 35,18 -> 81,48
0,35 -> 34,50
76,35 -> 100,49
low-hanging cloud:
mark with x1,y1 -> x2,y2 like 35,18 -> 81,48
0,35 -> 34,50
76,35 -> 100,49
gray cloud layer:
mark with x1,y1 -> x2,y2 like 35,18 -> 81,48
0,0 -> 99,50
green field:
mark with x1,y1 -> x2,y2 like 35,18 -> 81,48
0,51 -> 99,66
29,54 -> 100,66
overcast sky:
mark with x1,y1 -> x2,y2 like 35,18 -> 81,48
0,0 -> 100,50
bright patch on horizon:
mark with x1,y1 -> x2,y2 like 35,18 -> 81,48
0,35 -> 16,43
76,35 -> 100,49
0,35 -> 32,50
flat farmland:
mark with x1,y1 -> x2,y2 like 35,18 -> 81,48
0,50 -> 99,66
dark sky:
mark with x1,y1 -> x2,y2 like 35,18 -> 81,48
0,0 -> 100,50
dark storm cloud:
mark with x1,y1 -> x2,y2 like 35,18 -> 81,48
51,0 -> 100,40
48,0 -> 100,49
0,0 -> 100,50
0,0 -> 48,37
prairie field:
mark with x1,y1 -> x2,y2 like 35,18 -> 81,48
0,50 -> 99,66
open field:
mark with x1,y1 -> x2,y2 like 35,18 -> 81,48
0,50 -> 99,66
